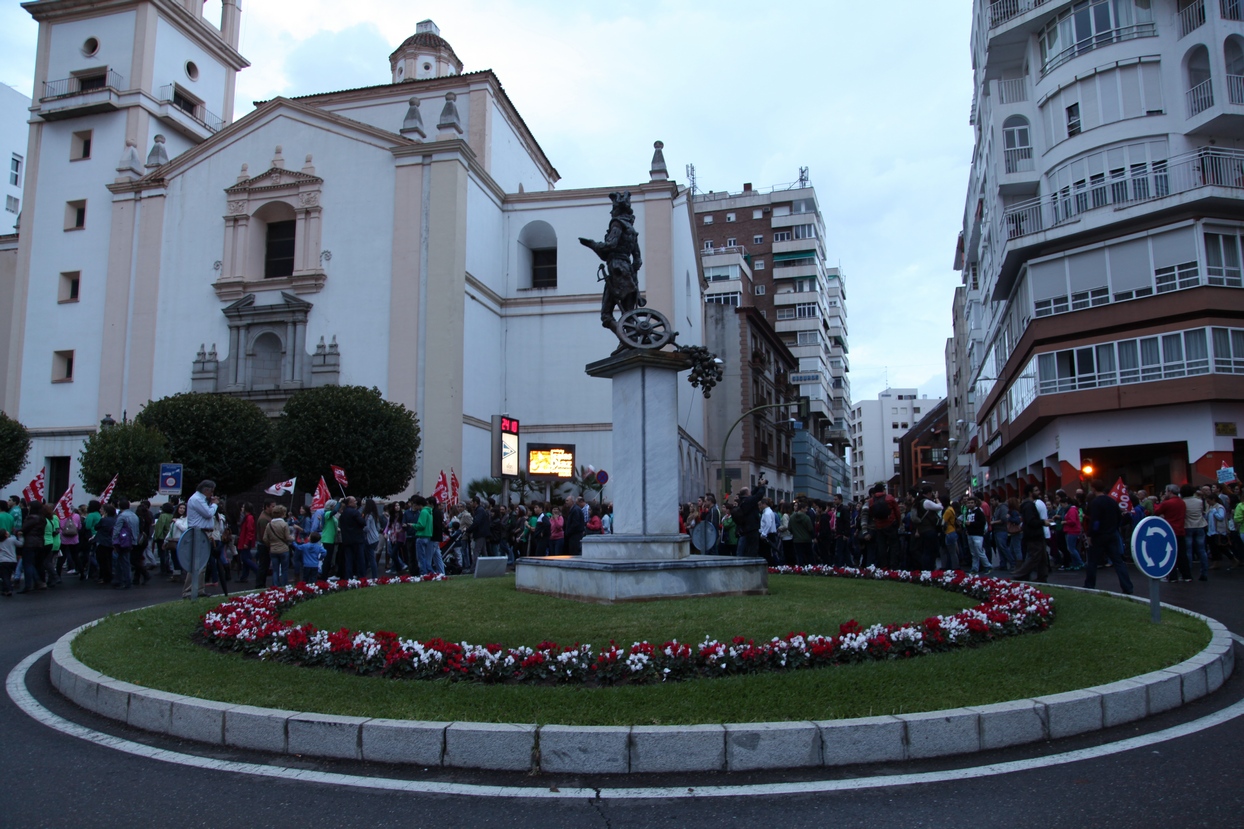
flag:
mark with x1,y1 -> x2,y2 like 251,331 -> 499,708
450,468 -> 460,506
53,485 -> 75,521
21,467 -> 45,503
311,477 -> 331,511
1108,477 -> 1130,510
331,465 -> 348,488
265,477 -> 297,496
99,474 -> 119,504
432,470 -> 449,504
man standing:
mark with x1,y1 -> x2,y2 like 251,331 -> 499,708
1012,485 -> 1051,582
1154,484 -> 1191,582
789,497 -> 815,566
563,496 -> 586,556
337,496 -> 367,578
700,493 -> 721,556
759,497 -> 781,564
255,501 -> 274,589
861,483 -> 901,569
1084,479 -> 1135,595
181,480 -> 218,599
731,475 -> 767,560
113,499 -> 141,588
962,496 -> 990,574
468,497 -> 490,570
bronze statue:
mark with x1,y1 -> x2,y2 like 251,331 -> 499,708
580,191 -> 643,332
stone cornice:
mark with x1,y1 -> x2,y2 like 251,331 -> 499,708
503,180 -> 680,206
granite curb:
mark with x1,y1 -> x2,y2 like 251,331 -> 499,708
47,590 -> 1236,774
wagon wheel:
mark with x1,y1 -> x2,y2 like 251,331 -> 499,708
614,308 -> 674,350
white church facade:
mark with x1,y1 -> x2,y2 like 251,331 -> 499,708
3,0 -> 709,501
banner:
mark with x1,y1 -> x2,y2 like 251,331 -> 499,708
450,468 -> 460,506
1108,477 -> 1130,510
99,474 -> 119,504
264,477 -> 297,496
21,467 -> 45,503
53,484 -> 75,522
331,465 -> 348,488
311,477 -> 331,511
432,470 -> 449,504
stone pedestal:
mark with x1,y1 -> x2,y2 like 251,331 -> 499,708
515,348 -> 767,603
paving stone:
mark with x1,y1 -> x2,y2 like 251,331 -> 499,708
1137,669 -> 1183,715
967,700 -> 1047,750
444,722 -> 536,771
540,725 -> 630,774
169,698 -> 231,745
817,716 -> 906,766
898,710 -> 981,759
473,556 -> 508,579
1175,659 -> 1209,702
225,705 -> 295,754
630,724 -> 725,773
127,689 -> 178,733
287,713 -> 366,760
93,680 -> 131,722
1037,689 -> 1103,739
1095,679 -> 1147,727
724,722 -> 821,771
361,719 -> 447,766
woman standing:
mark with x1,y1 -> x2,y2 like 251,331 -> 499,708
166,502 -> 188,581
264,505 -> 292,587
363,498 -> 382,579
235,503 -> 257,583
1060,495 -> 1086,571
16,503 -> 45,593
549,506 -> 565,556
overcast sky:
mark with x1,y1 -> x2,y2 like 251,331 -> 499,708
0,0 -> 974,406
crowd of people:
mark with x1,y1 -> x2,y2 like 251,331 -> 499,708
2,474 -> 1240,599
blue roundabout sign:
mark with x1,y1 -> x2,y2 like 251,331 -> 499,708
1131,515 -> 1177,580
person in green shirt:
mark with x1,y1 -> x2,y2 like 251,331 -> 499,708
721,509 -> 738,557
0,508 -> 13,536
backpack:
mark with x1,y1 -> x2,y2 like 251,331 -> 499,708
868,495 -> 892,521
61,519 -> 78,540
915,502 -> 939,535
115,519 -> 135,550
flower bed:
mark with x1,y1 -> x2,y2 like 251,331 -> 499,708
199,567 -> 1054,686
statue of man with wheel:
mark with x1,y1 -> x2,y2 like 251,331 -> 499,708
579,191 -> 643,337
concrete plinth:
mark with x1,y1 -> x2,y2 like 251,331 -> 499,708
514,554 -> 768,603
582,534 -> 689,560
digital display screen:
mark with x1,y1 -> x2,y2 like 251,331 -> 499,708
527,443 -> 575,479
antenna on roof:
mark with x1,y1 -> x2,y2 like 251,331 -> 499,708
686,163 -> 698,196
798,166 -> 809,188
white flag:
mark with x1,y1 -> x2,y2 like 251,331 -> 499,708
264,477 -> 297,496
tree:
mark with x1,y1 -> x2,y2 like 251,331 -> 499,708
135,392 -> 274,497
466,476 -> 502,502
275,385 -> 420,498
77,422 -> 167,501
0,411 -> 31,491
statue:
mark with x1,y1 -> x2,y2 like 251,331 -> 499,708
580,191 -> 643,334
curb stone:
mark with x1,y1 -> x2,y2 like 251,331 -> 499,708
47,589 -> 1237,773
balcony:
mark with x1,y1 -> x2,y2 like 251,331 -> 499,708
1225,0 -> 1244,21
988,0 -> 1052,29
38,69 -> 124,120
1040,23 -> 1158,76
1187,78 -> 1214,118
1180,0 -> 1207,38
998,77 -> 1028,104
158,84 -> 224,133
1229,74 -> 1244,105
700,244 -> 747,258
1004,146 -> 1035,174
1001,147 -> 1244,241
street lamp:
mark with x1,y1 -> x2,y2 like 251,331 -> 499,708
719,402 -> 796,500
100,413 -> 116,430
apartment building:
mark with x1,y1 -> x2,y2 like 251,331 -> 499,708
1,84 -> 28,234
954,0 -> 1244,499
849,388 -> 944,499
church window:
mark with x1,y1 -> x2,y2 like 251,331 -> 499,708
59,271 -> 80,303
53,350 -> 74,382
532,249 -> 557,288
72,130 -> 92,160
264,220 -> 296,278
64,199 -> 86,230
518,220 -> 558,289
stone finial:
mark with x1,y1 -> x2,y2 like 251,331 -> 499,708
238,162 -> 249,183
272,145 -> 284,169
437,91 -> 462,135
208,343 -> 218,360
302,153 -> 315,175
328,335 -> 339,355
146,133 -> 169,169
401,96 -> 426,140
650,140 -> 668,182
196,343 -> 207,361
315,336 -> 327,355
115,137 -> 144,180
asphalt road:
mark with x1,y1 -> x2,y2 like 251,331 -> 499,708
2,565 -> 1243,829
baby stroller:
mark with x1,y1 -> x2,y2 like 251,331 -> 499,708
440,527 -> 465,575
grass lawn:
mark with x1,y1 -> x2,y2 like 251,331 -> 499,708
72,576 -> 1210,726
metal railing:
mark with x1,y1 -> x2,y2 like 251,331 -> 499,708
700,244 -> 747,257
42,69 -> 124,99
158,84 -> 224,132
1180,0 -> 1207,38
1228,74 -> 1244,105
998,78 -> 1028,104
1002,146 -> 1244,240
1222,0 -> 1243,21
989,0 -> 1050,28
1187,77 -> 1215,117
1004,146 -> 1035,174
1041,23 -> 1158,75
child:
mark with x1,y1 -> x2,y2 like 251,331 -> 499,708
293,532 -> 326,584
0,529 -> 16,596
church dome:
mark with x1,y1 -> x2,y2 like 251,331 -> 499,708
389,20 -> 463,83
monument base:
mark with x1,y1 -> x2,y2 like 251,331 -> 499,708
514,555 -> 768,604
582,533 -> 689,560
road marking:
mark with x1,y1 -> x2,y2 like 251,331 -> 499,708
8,643 -> 1244,800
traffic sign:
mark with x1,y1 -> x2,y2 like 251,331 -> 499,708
158,463 -> 183,497
596,470 -> 609,485
1131,515 -> 1176,580
691,520 -> 718,552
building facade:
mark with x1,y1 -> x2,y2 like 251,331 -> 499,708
2,83 -> 30,234
4,1 -> 709,502
956,0 -> 1244,500
896,398 -> 950,498
849,388 -> 944,499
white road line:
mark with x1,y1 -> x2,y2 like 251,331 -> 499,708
8,643 -> 1244,800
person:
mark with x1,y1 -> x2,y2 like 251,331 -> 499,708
469,497 -> 491,568
1011,485 -> 1051,582
789,497 -> 815,566
1206,488 -> 1230,570
720,501 -> 738,557
758,498 -> 781,564
112,499 -> 140,589
0,528 -> 16,596
832,494 -> 854,566
82,501 -> 102,581
152,502 -> 174,576
1155,484 -> 1191,582
961,496 -> 990,574
912,485 -> 944,571
778,502 -> 794,564
860,483 -> 901,569
732,476 -> 767,560
318,500 -> 340,578
263,505 -> 292,587
363,498 -> 383,579
386,503 -> 408,573
181,480 -> 218,600
563,496 -> 586,556
942,499 -> 960,571
1181,483 -> 1209,581
410,495 -> 434,574
700,493 -> 721,556
166,502 -> 188,581
205,505 -> 231,595
990,496 -> 1013,570
60,503 -> 81,576
255,501 -> 274,589
586,505 -> 603,537
428,497 -> 447,575
337,496 -> 367,579
529,502 -> 550,557
94,504 -> 117,587
294,532 -> 326,583
1084,479 -> 1134,595
235,503 -> 257,583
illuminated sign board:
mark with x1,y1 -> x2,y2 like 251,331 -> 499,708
790,372 -> 822,385
527,443 -> 576,479
491,415 -> 521,478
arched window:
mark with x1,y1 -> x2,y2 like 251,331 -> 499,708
1187,44 -> 1213,116
518,220 -> 557,289
1225,37 -> 1244,104
1002,115 -> 1033,173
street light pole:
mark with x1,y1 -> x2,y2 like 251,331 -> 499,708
719,402 -> 793,501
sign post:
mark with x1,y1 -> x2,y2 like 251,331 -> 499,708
158,463 -> 183,498
1130,515 -> 1177,623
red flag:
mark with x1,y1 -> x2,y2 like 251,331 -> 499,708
99,474 -> 119,504
450,468 -> 460,506
432,470 -> 449,504
311,477 -> 331,511
1108,477 -> 1130,510
331,465 -> 348,488
264,477 -> 297,496
21,467 -> 45,503
53,485 -> 75,521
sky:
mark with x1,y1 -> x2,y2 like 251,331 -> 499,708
0,0 -> 974,406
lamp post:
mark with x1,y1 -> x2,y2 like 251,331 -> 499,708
719,402 -> 794,500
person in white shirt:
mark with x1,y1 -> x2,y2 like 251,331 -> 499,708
759,498 -> 782,564
181,480 -> 219,600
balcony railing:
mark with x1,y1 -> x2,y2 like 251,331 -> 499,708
1229,74 -> 1244,105
158,84 -> 224,132
998,78 -> 1028,104
1187,77 -> 1215,117
1224,0 -> 1244,21
1002,146 -> 1244,240
1041,23 -> 1157,75
42,69 -> 124,99
989,0 -> 1051,28
1180,0 -> 1207,38
1004,146 -> 1035,174
701,244 -> 747,257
